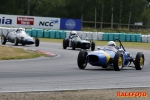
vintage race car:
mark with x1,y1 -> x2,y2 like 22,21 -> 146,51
1,28 -> 40,47
77,39 -> 144,71
63,36 -> 95,51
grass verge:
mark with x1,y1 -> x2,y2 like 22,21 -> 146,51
0,46 -> 47,60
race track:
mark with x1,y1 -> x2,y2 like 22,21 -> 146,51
0,42 -> 150,92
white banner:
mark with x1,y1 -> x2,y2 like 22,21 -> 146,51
34,17 -> 60,29
0,14 -> 60,29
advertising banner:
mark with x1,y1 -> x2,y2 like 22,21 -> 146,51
34,17 -> 60,29
60,18 -> 81,30
0,14 -> 16,27
17,17 -> 34,25
15,16 -> 35,28
0,14 -> 61,29
0,14 -> 81,30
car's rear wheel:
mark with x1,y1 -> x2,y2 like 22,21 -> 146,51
21,39 -> 26,46
102,66 -> 107,68
35,38 -> 40,47
113,52 -> 123,71
91,41 -> 95,51
72,41 -> 76,50
1,35 -> 6,45
135,52 -> 144,70
63,39 -> 68,49
22,42 -> 26,46
14,38 -> 18,46
77,50 -> 88,69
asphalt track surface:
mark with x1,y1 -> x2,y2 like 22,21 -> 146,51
0,42 -> 150,92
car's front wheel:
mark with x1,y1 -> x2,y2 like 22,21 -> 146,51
63,39 -> 67,49
91,41 -> 95,51
35,38 -> 40,47
77,50 -> 88,69
135,52 -> 144,70
113,52 -> 123,71
72,41 -> 76,50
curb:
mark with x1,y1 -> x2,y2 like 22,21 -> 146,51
23,48 -> 56,57
36,50 -> 56,56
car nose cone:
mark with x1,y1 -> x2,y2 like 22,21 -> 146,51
25,39 -> 34,44
87,53 -> 108,66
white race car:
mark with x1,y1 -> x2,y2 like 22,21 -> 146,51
1,28 -> 40,47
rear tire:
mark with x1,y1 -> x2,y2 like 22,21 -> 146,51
113,52 -> 123,71
135,52 -> 144,70
21,39 -> 26,46
35,38 -> 40,47
91,41 -> 95,51
1,35 -> 6,45
14,38 -> 18,46
77,50 -> 88,69
102,66 -> 107,68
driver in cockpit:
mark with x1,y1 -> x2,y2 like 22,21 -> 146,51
16,28 -> 24,32
107,41 -> 120,50
69,31 -> 79,39
69,31 -> 79,46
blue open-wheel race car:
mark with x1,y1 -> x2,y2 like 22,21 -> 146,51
77,39 -> 144,71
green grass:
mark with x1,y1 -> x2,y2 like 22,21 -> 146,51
0,46 -> 46,60
95,41 -> 150,50
82,27 -> 150,35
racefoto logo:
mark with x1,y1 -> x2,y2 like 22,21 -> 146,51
17,17 -> 34,25
65,19 -> 76,30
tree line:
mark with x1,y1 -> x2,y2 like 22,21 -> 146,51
0,0 -> 150,29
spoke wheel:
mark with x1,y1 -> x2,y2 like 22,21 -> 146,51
135,52 -> 144,70
113,52 -> 123,71
77,50 -> 88,69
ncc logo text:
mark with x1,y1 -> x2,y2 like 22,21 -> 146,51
39,19 -> 58,26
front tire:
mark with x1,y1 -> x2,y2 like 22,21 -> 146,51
135,52 -> 144,70
1,35 -> 6,45
63,39 -> 67,49
77,50 -> 88,69
113,52 -> 123,71
72,41 -> 76,50
91,41 -> 95,51
35,38 -> 40,47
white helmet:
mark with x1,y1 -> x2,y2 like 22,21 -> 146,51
70,31 -> 77,35
108,41 -> 116,46
16,28 -> 24,32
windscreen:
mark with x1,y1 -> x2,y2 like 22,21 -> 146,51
100,46 -> 118,52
